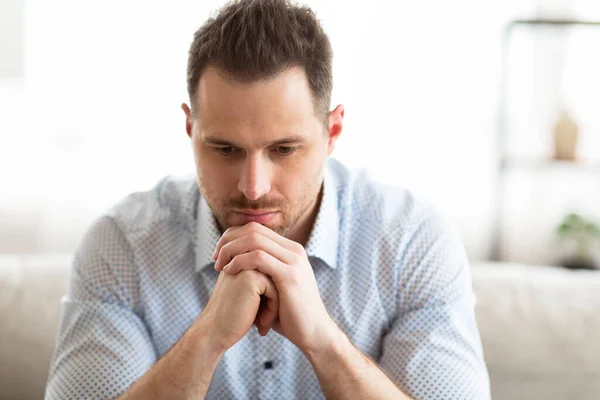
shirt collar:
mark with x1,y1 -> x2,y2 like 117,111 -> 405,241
195,195 -> 222,272
195,162 -> 339,272
304,164 -> 339,269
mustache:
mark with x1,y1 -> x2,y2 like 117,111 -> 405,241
226,196 -> 286,210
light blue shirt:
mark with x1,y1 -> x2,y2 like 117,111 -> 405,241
45,159 -> 490,399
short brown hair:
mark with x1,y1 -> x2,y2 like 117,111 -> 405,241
186,0 -> 333,121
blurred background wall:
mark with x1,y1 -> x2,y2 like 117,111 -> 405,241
1,0 -> 599,265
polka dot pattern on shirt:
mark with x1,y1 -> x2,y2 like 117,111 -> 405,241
45,158 -> 490,399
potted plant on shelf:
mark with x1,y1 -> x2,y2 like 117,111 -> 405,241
556,213 -> 600,270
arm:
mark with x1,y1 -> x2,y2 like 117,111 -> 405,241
302,209 -> 489,400
378,210 -> 491,399
46,217 -> 279,400
213,217 -> 490,400
304,324 -> 411,400
212,222 -> 411,399
45,217 -> 158,399
117,319 -> 225,400
120,264 -> 279,400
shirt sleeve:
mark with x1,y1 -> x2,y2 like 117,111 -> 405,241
45,216 -> 157,400
379,209 -> 491,400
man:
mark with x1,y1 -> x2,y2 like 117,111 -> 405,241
45,0 -> 490,399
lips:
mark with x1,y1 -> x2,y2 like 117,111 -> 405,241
234,210 -> 279,224
235,209 -> 278,215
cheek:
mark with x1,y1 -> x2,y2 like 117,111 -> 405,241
278,152 -> 324,195
192,142 -> 209,179
200,165 -> 238,193
195,149 -> 238,196
196,146 -> 224,176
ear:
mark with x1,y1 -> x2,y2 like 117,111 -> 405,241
327,104 -> 344,156
181,103 -> 193,138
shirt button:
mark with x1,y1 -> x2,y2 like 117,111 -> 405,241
264,360 -> 274,370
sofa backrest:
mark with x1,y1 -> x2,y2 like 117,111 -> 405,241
472,262 -> 600,400
2,255 -> 600,400
0,254 -> 71,400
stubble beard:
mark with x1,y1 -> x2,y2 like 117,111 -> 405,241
198,176 -> 320,238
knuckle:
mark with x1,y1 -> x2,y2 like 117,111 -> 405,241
248,232 -> 262,246
220,242 -> 231,256
255,249 -> 269,262
291,242 -> 306,255
291,253 -> 304,265
247,221 -> 262,231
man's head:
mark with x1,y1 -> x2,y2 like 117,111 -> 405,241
182,0 -> 344,242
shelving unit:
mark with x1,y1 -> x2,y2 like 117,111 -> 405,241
490,19 -> 600,261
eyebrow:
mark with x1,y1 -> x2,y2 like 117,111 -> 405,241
202,134 -> 308,148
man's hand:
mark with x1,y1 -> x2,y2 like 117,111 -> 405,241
199,268 -> 279,351
117,269 -> 278,400
212,222 -> 339,354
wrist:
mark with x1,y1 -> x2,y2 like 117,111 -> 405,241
303,320 -> 348,364
186,316 -> 228,359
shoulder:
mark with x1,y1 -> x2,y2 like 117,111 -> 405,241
331,159 -> 443,249
104,175 -> 199,236
332,159 -> 467,284
328,161 -> 472,323
70,175 -> 199,301
76,175 -> 199,263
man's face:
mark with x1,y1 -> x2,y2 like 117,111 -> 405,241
183,66 -> 342,238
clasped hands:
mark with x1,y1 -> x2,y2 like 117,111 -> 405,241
207,221 -> 338,354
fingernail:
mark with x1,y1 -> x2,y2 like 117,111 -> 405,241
223,264 -> 229,272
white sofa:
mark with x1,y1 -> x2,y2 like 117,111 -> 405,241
472,262 -> 600,399
0,254 -> 70,400
1,255 -> 600,400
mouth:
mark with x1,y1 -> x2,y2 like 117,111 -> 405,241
235,209 -> 277,215
233,210 -> 279,224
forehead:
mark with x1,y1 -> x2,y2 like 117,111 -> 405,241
196,66 -> 321,138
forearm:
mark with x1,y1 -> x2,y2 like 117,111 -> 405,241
305,327 -> 411,400
118,319 -> 225,400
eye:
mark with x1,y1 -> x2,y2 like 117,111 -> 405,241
215,146 -> 235,155
274,146 -> 297,156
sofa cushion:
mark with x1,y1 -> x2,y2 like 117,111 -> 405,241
472,262 -> 600,400
0,254 -> 71,400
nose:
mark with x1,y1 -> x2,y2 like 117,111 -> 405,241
237,155 -> 272,200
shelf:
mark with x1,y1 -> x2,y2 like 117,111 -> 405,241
500,157 -> 600,174
491,18 -> 600,261
508,19 -> 600,28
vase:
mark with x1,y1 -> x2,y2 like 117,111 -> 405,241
552,109 -> 579,161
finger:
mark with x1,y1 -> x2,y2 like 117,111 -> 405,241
257,274 -> 279,336
255,321 -> 270,336
213,222 -> 304,260
271,319 -> 282,336
212,226 -> 238,260
254,312 -> 271,337
257,324 -> 270,337
214,232 -> 297,272
255,312 -> 271,336
259,293 -> 279,330
223,250 -> 290,284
